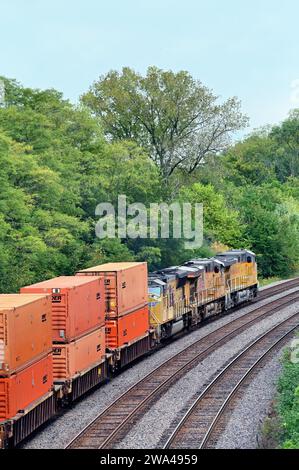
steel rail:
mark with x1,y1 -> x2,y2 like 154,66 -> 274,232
258,277 -> 299,300
164,313 -> 299,449
65,288 -> 299,449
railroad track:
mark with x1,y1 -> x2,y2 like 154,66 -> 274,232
65,285 -> 299,449
164,312 -> 299,449
258,277 -> 299,301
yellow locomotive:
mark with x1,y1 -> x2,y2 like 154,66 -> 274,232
148,249 -> 258,341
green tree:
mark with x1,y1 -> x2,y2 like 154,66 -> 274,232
82,67 -> 248,182
179,182 -> 243,246
271,109 -> 299,181
236,186 -> 299,277
222,132 -> 276,186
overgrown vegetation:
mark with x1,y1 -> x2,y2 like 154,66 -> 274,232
1,69 -> 299,292
261,346 -> 299,449
276,347 -> 299,448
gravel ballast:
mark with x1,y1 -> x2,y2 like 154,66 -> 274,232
215,349 -> 284,449
22,282 -> 299,449
115,300 -> 299,449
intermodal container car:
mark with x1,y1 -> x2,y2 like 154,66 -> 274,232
76,262 -> 148,318
0,294 -> 52,376
21,276 -> 105,343
105,305 -> 149,349
0,354 -> 53,422
52,326 -> 106,381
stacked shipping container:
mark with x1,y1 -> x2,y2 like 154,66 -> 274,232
0,263 -> 149,445
0,294 -> 53,421
21,276 -> 107,392
76,262 -> 150,367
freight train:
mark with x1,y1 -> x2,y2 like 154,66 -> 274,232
0,249 -> 258,448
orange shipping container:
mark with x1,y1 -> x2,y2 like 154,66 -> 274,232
76,262 -> 148,317
21,276 -> 105,343
0,294 -> 52,376
52,326 -> 106,381
105,305 -> 149,349
0,354 -> 53,422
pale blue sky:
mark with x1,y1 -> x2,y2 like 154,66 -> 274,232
1,0 -> 299,132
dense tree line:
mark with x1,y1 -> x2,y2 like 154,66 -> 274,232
0,70 -> 299,292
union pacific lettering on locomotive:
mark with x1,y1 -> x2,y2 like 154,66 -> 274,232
0,249 -> 258,448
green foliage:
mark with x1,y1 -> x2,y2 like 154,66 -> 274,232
0,76 -> 166,288
88,238 -> 136,266
179,183 -> 243,246
82,67 -> 247,182
222,133 -> 277,186
135,246 -> 162,270
219,113 -> 299,278
275,347 -> 299,448
2,74 -> 299,440
230,185 -> 299,278
1,74 -> 299,290
0,128 -> 91,291
0,78 -> 142,291
270,109 -> 299,182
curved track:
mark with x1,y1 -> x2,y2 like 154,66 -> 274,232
164,312 -> 299,449
66,283 -> 299,449
258,278 -> 299,300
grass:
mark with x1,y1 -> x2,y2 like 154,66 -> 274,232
259,276 -> 283,287
275,345 -> 299,449
260,344 -> 299,449
259,271 -> 299,287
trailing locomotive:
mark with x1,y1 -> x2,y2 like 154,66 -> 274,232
0,249 -> 258,448
149,249 -> 258,341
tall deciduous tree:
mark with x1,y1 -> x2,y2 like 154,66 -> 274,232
271,109 -> 299,181
82,67 -> 248,182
